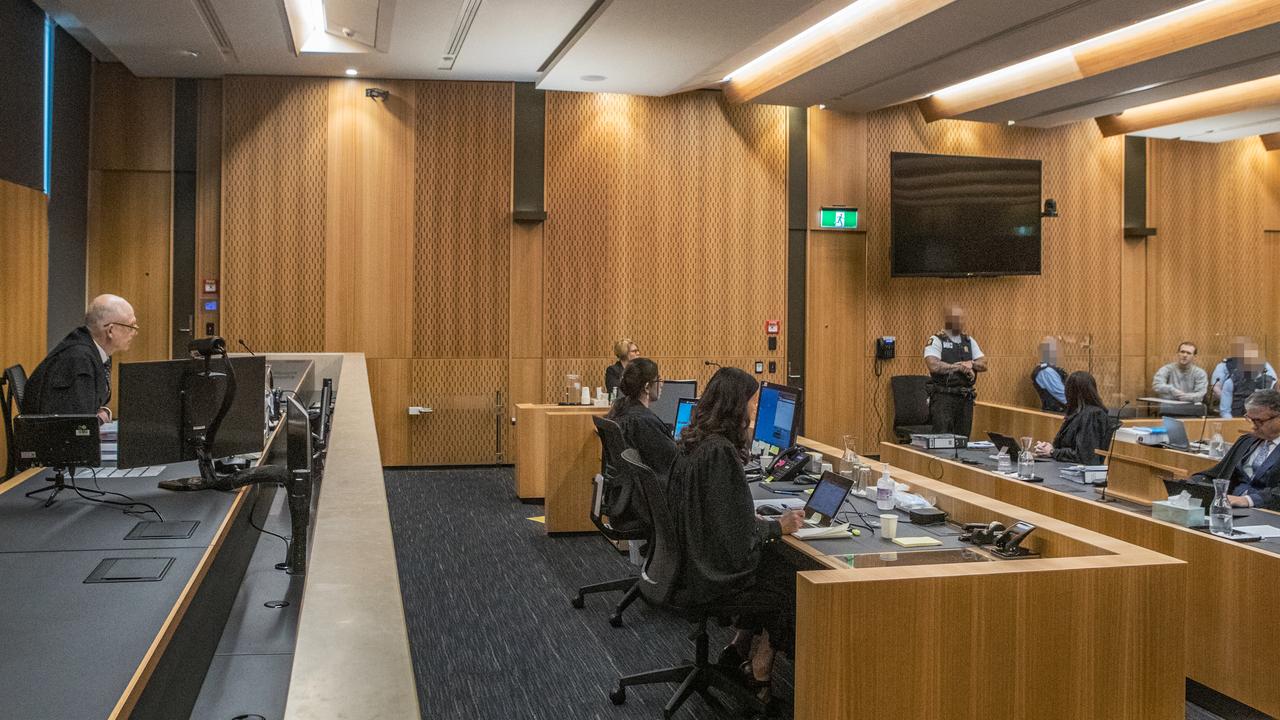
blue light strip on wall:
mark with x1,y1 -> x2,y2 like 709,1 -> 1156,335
43,17 -> 54,195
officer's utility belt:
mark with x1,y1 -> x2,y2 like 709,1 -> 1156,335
926,382 -> 976,400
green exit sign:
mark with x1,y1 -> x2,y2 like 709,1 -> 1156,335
818,207 -> 858,230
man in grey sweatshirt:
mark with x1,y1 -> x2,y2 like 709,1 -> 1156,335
1152,341 -> 1208,405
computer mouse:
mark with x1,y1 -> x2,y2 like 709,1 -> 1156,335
757,504 -> 784,516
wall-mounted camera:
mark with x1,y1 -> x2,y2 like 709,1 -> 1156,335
365,87 -> 390,101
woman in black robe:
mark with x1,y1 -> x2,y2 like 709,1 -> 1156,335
1034,371 -> 1115,464
605,358 -> 677,475
667,367 -> 803,700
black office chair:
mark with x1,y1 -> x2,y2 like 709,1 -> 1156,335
570,416 -> 648,627
2,364 -> 27,480
609,449 -> 768,719
890,375 -> 933,443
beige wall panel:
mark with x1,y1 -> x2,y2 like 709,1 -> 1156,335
806,108 -> 867,224
324,79 -> 416,358
510,222 -> 543,359
0,180 -> 48,467
861,107 -> 1125,443
413,81 -> 512,360
544,91 -> 786,363
367,358 -> 411,466
91,63 -> 173,172
222,77 -> 327,352
1147,138 -> 1275,374
196,80 -> 222,338
806,231 -> 865,448
87,171 -> 171,364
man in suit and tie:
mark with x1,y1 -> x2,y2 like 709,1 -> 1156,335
1192,388 -> 1280,509
22,294 -> 138,425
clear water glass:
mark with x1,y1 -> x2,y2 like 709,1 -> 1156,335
1018,450 -> 1035,480
854,466 -> 872,495
996,450 -> 1012,474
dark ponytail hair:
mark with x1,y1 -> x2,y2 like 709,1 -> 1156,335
606,358 -> 660,419
678,367 -> 758,459
1064,371 -> 1105,415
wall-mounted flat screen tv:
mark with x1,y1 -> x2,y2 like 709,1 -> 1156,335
890,152 -> 1042,277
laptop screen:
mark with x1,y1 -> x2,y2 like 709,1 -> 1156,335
1162,417 -> 1188,447
673,398 -> 697,439
651,380 -> 697,426
806,471 -> 853,520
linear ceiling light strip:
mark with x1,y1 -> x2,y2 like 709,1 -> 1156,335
1095,72 -> 1280,136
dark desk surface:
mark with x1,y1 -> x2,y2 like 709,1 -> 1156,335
0,358 -> 314,720
750,476 -> 975,560
919,445 -> 1280,554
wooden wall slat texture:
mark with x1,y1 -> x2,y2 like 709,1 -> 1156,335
857,105 -> 1125,443
1147,137 -> 1276,372
543,91 -> 788,371
222,77 -> 328,352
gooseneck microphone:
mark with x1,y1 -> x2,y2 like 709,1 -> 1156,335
238,338 -> 256,356
1097,399 -> 1129,503
704,360 -> 722,368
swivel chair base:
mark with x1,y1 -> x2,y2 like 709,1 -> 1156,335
571,578 -> 640,627
610,616 -> 770,719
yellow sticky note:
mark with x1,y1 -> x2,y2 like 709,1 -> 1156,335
527,515 -> 546,524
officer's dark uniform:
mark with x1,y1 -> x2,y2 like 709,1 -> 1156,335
926,333 -> 978,436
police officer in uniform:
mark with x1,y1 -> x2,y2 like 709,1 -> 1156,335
1030,335 -> 1068,413
924,305 -> 987,436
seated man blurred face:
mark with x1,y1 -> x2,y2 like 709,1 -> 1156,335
1039,336 -> 1058,365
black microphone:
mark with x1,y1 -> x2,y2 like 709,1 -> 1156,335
1195,395 -> 1212,451
704,360 -> 722,368
238,338 -> 256,356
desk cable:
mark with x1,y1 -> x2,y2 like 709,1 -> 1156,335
244,484 -> 291,568
73,468 -> 164,520
834,495 -> 877,535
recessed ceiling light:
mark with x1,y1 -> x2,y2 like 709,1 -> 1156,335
181,50 -> 200,58
345,68 -> 358,76
580,75 -> 607,82
1007,120 -> 1015,126
818,104 -> 826,109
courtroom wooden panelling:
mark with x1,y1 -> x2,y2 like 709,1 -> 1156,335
881,441 -> 1280,717
222,76 -> 327,352
195,80 -> 222,338
510,222 -> 543,360
806,231 -> 865,448
87,171 -> 172,364
413,81 -> 512,360
407,359 -> 508,465
324,79 -> 416,359
91,63 -> 173,172
543,91 -> 787,363
1147,137 -> 1275,375
861,106 -> 1125,443
806,108 -> 867,225
367,359 -> 411,466
0,180 -> 48,469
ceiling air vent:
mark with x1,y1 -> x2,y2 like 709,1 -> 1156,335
439,0 -> 483,70
191,0 -> 236,58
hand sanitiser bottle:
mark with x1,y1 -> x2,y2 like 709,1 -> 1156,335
876,463 -> 895,511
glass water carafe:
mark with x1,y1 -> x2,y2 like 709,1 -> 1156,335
838,435 -> 859,478
1210,477 -> 1233,535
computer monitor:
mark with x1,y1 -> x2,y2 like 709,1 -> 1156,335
752,381 -> 802,456
673,398 -> 697,440
14,414 -> 101,470
118,356 -> 267,468
651,379 -> 697,427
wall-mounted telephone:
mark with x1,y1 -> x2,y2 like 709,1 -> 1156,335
765,446 -> 812,485
876,337 -> 896,360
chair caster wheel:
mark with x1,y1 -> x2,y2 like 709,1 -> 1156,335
570,595 -> 585,609
609,686 -> 626,705
608,614 -> 623,627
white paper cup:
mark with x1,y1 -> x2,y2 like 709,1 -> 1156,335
880,514 -> 898,539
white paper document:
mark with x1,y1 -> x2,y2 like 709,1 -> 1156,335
1233,525 -> 1280,539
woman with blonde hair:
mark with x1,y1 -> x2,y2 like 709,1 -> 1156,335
604,338 -> 640,395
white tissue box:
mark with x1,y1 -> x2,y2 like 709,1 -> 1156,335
1151,500 -> 1204,527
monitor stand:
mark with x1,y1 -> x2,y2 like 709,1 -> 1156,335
25,467 -> 106,508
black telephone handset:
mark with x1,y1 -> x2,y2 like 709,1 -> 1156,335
765,446 -> 812,484
993,521 -> 1037,556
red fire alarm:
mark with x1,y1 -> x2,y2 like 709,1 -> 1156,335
765,319 -> 781,335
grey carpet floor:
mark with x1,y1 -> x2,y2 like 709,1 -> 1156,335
384,467 -> 1266,720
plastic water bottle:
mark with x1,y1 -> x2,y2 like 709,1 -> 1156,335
1209,477 -> 1233,535
876,463 -> 895,511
